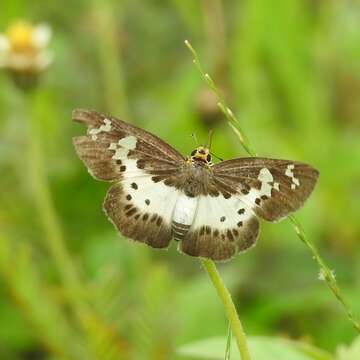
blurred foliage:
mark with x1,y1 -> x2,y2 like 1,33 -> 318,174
0,0 -> 360,359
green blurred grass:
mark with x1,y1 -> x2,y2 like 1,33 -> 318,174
0,0 -> 360,358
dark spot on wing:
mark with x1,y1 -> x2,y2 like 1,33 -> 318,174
152,176 -> 162,183
125,208 -> 137,217
227,230 -> 234,242
120,165 -> 126,172
126,194 -> 132,201
220,216 -> 226,222
131,182 -> 138,190
137,160 -> 145,169
210,189 -> 220,197
145,199 -> 150,205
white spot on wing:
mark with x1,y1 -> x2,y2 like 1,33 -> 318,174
109,135 -> 138,160
237,167 -> 281,209
112,147 -> 129,160
258,168 -> 273,182
258,168 -> 273,197
285,164 -> 300,190
285,164 -> 295,177
118,135 -> 137,150
89,118 -> 112,140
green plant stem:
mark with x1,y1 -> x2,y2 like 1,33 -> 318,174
185,40 -> 360,334
201,259 -> 250,360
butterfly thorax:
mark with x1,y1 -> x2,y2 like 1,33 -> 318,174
176,160 -> 219,198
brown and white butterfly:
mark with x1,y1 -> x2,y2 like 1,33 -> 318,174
72,109 -> 319,261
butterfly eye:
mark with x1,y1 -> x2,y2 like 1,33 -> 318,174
207,154 -> 211,162
191,150 -> 197,156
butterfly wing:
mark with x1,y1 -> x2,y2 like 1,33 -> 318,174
212,157 -> 319,221
72,109 -> 184,181
72,109 -> 184,248
179,157 -> 318,261
179,195 -> 259,261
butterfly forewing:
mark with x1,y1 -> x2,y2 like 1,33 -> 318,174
213,158 -> 319,222
72,109 -> 184,180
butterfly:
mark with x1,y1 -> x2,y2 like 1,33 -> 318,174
72,109 -> 319,262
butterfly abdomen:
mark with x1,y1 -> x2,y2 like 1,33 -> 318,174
172,221 -> 191,241
171,193 -> 198,240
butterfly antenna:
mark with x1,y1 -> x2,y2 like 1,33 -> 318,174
207,129 -> 214,150
191,133 -> 199,146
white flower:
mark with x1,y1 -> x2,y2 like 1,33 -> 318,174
0,21 -> 52,73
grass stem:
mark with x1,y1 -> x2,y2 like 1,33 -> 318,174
201,259 -> 250,360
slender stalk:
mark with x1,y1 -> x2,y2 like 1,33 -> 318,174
225,321 -> 232,360
201,259 -> 250,360
185,40 -> 360,333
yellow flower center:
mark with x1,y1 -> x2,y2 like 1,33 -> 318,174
6,21 -> 35,52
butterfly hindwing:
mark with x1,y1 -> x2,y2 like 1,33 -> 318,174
104,181 -> 179,248
179,195 -> 259,261
213,158 -> 319,222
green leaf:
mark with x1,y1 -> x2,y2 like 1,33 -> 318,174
177,336 -> 334,360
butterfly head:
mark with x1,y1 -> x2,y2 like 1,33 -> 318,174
190,146 -> 213,166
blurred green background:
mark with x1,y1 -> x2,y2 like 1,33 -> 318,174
0,0 -> 360,359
